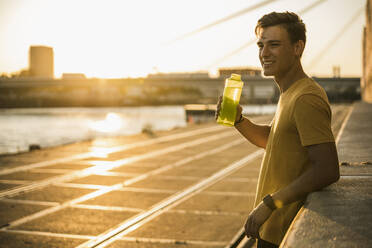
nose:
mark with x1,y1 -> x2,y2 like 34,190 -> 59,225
260,45 -> 270,58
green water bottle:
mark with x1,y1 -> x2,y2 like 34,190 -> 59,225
217,74 -> 244,126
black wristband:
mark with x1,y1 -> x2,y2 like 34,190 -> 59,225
234,114 -> 244,126
263,194 -> 277,211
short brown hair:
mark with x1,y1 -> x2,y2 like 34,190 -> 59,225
255,11 -> 306,45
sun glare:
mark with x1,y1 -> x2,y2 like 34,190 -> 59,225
88,147 -> 114,159
0,0 -> 365,78
88,113 -> 123,133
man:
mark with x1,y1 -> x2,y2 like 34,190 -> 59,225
216,12 -> 340,248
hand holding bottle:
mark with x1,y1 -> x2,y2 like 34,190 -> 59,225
216,74 -> 244,126
215,95 -> 243,124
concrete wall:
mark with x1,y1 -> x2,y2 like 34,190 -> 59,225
362,0 -> 372,102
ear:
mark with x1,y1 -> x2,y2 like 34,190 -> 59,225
294,40 -> 305,57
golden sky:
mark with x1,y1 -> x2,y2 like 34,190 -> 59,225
0,0 -> 366,78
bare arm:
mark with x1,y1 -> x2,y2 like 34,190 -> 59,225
271,141 -> 340,206
234,104 -> 271,149
244,141 -> 340,238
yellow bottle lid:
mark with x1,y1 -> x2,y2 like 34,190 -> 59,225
225,73 -> 243,88
230,73 -> 241,81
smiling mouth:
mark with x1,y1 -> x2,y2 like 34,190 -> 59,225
263,61 -> 274,66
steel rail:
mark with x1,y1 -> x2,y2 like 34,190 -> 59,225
335,104 -> 354,145
1,135 -> 247,230
77,149 -> 264,248
0,115 -> 273,246
0,129 -> 234,199
0,125 -> 225,176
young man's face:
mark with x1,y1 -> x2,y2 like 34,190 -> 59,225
256,25 -> 298,78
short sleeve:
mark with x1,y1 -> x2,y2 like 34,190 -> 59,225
294,94 -> 334,146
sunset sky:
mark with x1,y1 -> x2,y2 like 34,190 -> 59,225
0,0 -> 366,78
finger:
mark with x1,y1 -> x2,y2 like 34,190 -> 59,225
235,105 -> 243,122
215,96 -> 222,120
251,220 -> 260,239
215,106 -> 220,120
217,97 -> 222,109
245,217 -> 254,238
236,104 -> 242,115
244,218 -> 250,237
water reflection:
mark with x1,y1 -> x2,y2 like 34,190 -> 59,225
0,105 -> 275,155
88,113 -> 124,133
0,106 -> 186,155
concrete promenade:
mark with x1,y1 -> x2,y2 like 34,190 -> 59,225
0,115 -> 276,248
281,101 -> 372,248
0,105 -> 350,248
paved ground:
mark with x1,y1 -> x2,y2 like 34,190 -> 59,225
337,101 -> 372,163
0,105 -> 350,248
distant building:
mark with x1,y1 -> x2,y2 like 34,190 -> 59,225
62,73 -> 86,79
218,67 -> 262,79
29,46 -> 54,78
147,71 -> 210,79
333,66 -> 341,78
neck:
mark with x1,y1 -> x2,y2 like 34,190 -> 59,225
274,62 -> 308,93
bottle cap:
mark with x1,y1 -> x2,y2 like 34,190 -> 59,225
230,74 -> 241,81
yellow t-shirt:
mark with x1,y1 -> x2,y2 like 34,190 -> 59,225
254,77 -> 335,245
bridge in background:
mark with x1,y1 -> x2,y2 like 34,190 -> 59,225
0,76 -> 360,108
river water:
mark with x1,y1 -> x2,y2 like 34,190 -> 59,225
0,105 -> 276,155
